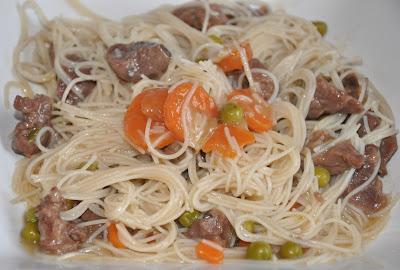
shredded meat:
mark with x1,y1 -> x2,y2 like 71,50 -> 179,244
379,135 -> 398,176
81,209 -> 101,222
12,95 -> 52,157
106,41 -> 171,83
306,130 -> 334,150
307,76 -> 363,119
357,112 -> 381,138
186,209 -> 236,248
342,73 -> 361,99
313,140 -> 364,175
173,4 -> 228,30
37,187 -> 89,254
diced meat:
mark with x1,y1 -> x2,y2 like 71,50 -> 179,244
37,187 -> 89,254
307,76 -> 363,120
186,209 -> 236,248
12,94 -> 52,157
379,135 -> 398,176
342,73 -> 361,99
313,140 -> 364,175
106,41 -> 171,83
173,4 -> 228,30
306,130 -> 334,150
248,4 -> 269,16
248,58 -> 266,69
357,112 -> 381,138
349,178 -> 387,215
80,209 -> 101,222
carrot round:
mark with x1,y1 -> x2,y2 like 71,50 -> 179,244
228,88 -> 273,133
196,239 -> 224,264
164,83 -> 218,142
108,222 -> 125,249
217,42 -> 252,73
202,124 -> 255,158
124,89 -> 175,149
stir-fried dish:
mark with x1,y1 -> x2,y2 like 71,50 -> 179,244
6,0 -> 398,264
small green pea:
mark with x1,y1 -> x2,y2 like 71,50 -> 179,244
178,210 -> 201,227
24,208 -> 37,223
312,20 -> 328,36
219,102 -> 244,125
314,166 -> 331,188
28,128 -> 40,143
279,241 -> 303,259
65,199 -> 76,210
242,220 -> 255,233
78,162 -> 98,171
21,222 -> 40,244
209,34 -> 224,45
246,241 -> 272,260
291,79 -> 305,88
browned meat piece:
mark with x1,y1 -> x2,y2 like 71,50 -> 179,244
106,41 -> 171,83
186,209 -> 236,248
81,209 -> 101,221
37,187 -> 89,254
306,130 -> 334,150
349,178 -> 387,215
12,95 -> 52,157
342,73 -> 361,99
248,4 -> 269,16
379,135 -> 398,176
313,140 -> 364,175
307,76 -> 363,120
173,4 -> 228,30
248,58 -> 266,69
357,112 -> 381,137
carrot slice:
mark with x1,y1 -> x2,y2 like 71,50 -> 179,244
196,239 -> 224,264
228,88 -> 273,133
108,222 -> 125,249
141,88 -> 168,122
124,90 -> 175,149
217,42 -> 252,73
202,124 -> 255,158
164,83 -> 218,142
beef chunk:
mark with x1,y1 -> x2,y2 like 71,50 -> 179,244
37,187 -> 89,254
306,130 -> 334,150
173,4 -> 228,30
307,76 -> 363,119
313,140 -> 364,175
379,135 -> 398,176
349,178 -> 387,215
357,112 -> 381,138
342,73 -> 361,99
106,41 -> 171,83
186,209 -> 236,248
80,209 -> 101,222
12,95 -> 52,157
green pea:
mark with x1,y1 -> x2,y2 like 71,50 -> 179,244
242,220 -> 255,233
246,241 -> 272,260
28,128 -> 40,143
279,241 -> 303,259
292,79 -> 305,88
78,162 -> 98,171
209,34 -> 224,45
312,20 -> 328,36
178,210 -> 201,227
219,102 -> 244,125
314,166 -> 331,188
21,222 -> 40,244
24,208 -> 37,223
65,199 -> 76,210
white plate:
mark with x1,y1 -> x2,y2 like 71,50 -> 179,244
0,0 -> 399,269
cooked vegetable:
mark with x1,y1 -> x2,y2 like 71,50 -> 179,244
24,208 -> 37,223
242,220 -> 254,233
78,161 -> 98,171
125,88 -> 175,149
65,199 -> 75,210
315,166 -> 331,188
228,88 -> 273,133
178,210 -> 201,227
220,102 -> 244,125
312,20 -> 327,36
209,34 -> 224,45
108,222 -> 125,248
21,222 -> 40,244
279,241 -> 303,259
140,88 -> 169,122
246,241 -> 272,260
196,239 -> 224,264
202,124 -> 255,158
164,83 -> 218,141
217,43 -> 252,73
27,128 -> 40,143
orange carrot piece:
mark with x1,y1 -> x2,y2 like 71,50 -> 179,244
196,239 -> 224,264
217,42 -> 252,73
108,222 -> 125,249
124,90 -> 175,149
140,88 -> 169,122
202,124 -> 255,158
164,83 -> 218,141
228,88 -> 273,133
